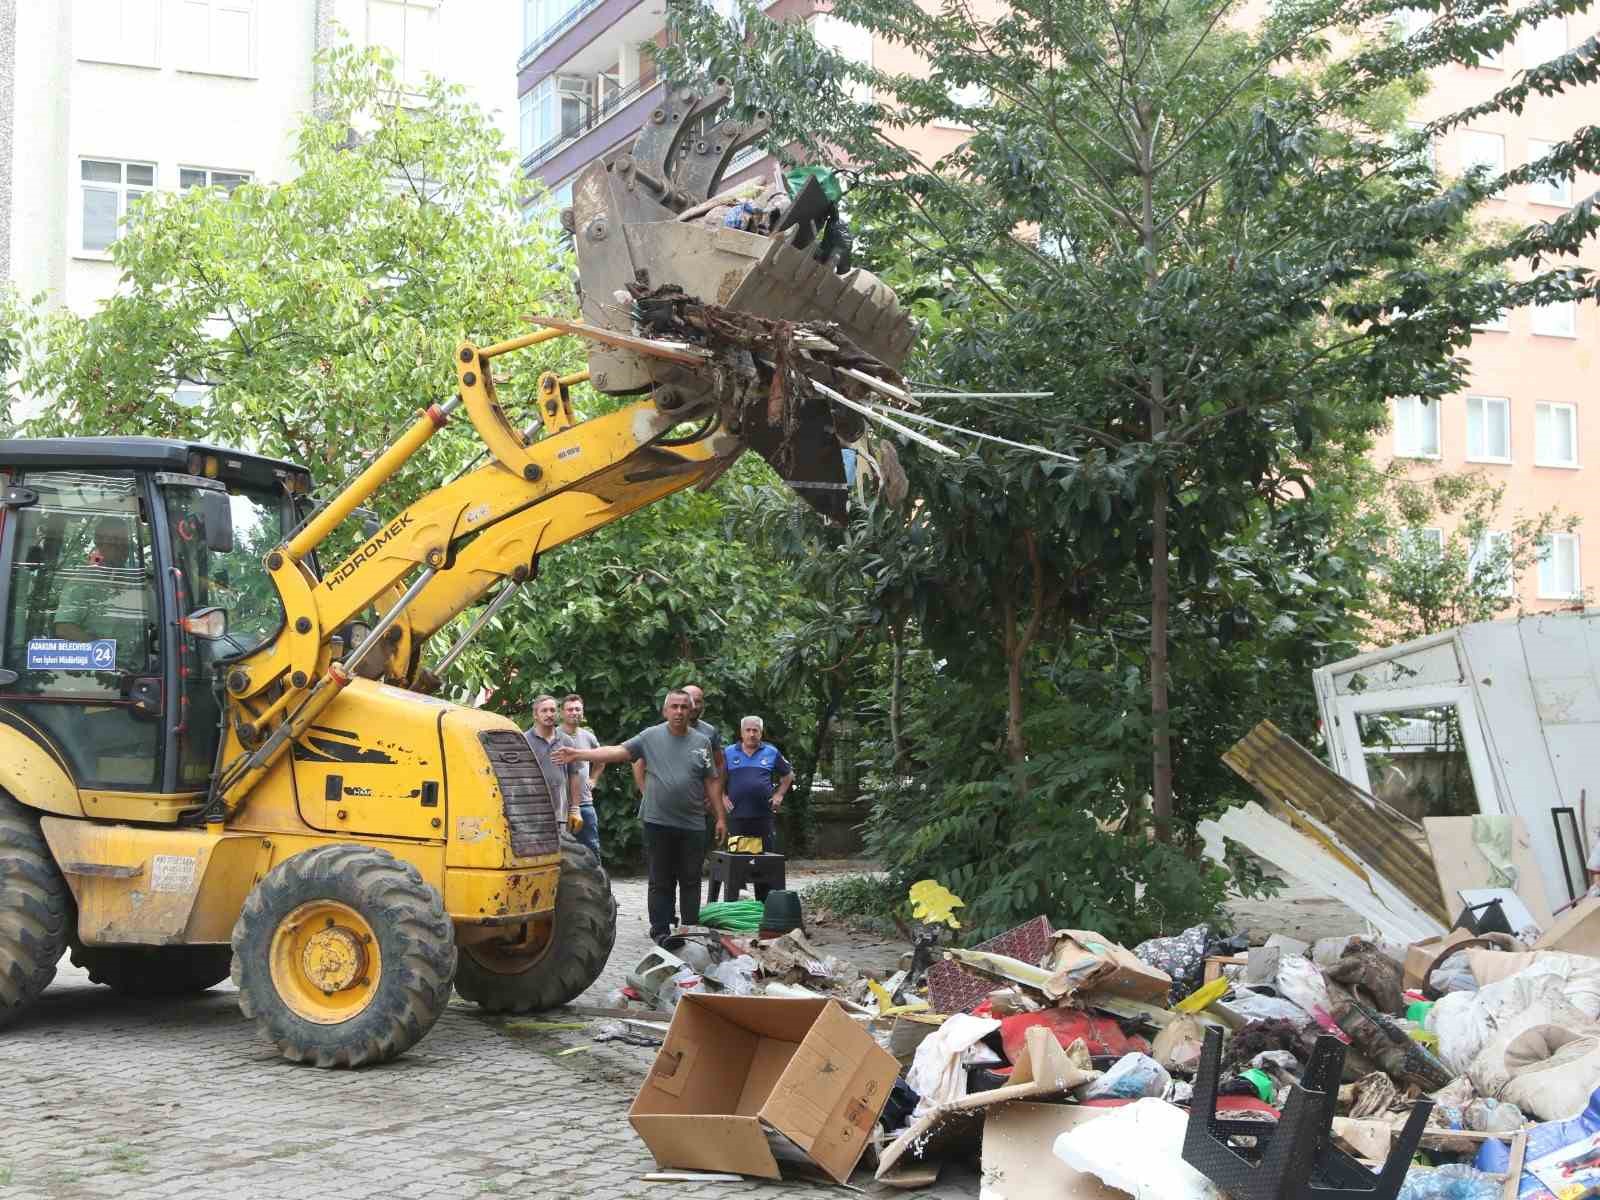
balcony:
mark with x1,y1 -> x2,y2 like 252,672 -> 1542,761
518,0 -> 605,70
521,75 -> 664,184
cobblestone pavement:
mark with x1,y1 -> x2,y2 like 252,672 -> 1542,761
0,866 -> 978,1200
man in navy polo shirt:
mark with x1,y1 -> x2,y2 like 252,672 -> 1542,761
723,717 -> 793,883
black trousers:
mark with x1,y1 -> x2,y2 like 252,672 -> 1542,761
642,821 -> 705,939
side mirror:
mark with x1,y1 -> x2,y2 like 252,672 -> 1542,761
182,607 -> 229,641
201,490 -> 234,553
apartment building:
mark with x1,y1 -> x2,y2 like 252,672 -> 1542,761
0,0 -> 519,318
517,0 -> 1598,608
1389,7 -> 1599,609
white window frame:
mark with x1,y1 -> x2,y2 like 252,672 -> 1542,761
366,0 -> 442,93
1394,395 -> 1442,459
1404,527 -> 1445,554
1459,130 -> 1506,189
1519,11 -> 1567,65
1537,532 -> 1581,600
1465,395 -> 1512,463
1527,138 -> 1572,206
1469,530 -> 1515,598
1474,307 -> 1509,331
1535,401 -> 1579,468
75,0 -> 161,69
178,166 -> 251,192
1394,7 -> 1432,38
175,0 -> 256,78
77,157 -> 156,258
1531,299 -> 1577,338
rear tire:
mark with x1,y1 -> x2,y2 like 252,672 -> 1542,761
69,942 -> 233,996
454,836 -> 616,1013
231,844 -> 456,1068
0,793 -> 73,1030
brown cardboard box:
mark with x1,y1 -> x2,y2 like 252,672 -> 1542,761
1403,929 -> 1476,990
1044,929 -> 1172,1003
979,1104 -> 1123,1200
629,994 -> 899,1184
1535,895 -> 1600,957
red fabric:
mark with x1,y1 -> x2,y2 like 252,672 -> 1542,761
999,1009 -> 1152,1060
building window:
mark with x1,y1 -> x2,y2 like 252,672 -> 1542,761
1535,402 -> 1578,467
172,383 -> 211,409
1459,130 -> 1505,183
76,0 -> 160,68
179,167 -> 250,192
176,0 -> 254,76
80,159 -> 155,253
1469,530 -> 1515,598
1474,307 -> 1509,331
523,0 -> 586,52
1394,396 -> 1441,458
1465,395 -> 1511,462
1538,532 -> 1581,600
1520,12 -> 1567,64
1404,527 -> 1445,554
366,0 -> 440,90
809,13 -> 873,101
1527,138 -> 1572,206
1531,299 -> 1577,338
1393,7 -> 1431,38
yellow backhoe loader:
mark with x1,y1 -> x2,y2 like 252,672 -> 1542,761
0,83 -> 911,1066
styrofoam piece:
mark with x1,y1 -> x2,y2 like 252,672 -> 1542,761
1052,1098 -> 1223,1200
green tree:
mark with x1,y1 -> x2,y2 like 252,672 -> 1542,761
664,0 -> 1597,839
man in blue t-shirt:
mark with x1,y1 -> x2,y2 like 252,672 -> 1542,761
723,716 -> 793,872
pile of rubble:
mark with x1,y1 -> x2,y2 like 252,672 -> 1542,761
616,875 -> 1600,1198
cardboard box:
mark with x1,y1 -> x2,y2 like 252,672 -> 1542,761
1402,928 -> 1476,990
980,1103 -> 1123,1200
1535,895 -> 1600,956
629,993 -> 898,1184
1044,929 -> 1172,1003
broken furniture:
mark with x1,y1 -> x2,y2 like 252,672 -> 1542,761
706,849 -> 787,903
1182,1027 -> 1434,1200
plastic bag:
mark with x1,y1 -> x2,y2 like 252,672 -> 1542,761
1276,955 -> 1339,1033
659,965 -> 702,1012
1228,986 -> 1313,1024
704,954 -> 758,996
1428,951 -> 1479,996
1396,1163 -> 1503,1200
1054,1097 -> 1222,1200
1081,1052 -> 1172,1101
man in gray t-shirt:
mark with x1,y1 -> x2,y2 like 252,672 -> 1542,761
556,688 -> 726,941
522,694 -> 581,837
560,693 -> 604,859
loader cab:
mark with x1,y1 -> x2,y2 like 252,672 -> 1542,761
0,438 -> 311,798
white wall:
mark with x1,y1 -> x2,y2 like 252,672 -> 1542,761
10,0 -> 519,318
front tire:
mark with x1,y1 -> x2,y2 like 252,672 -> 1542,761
70,943 -> 233,995
231,844 -> 456,1068
0,794 -> 72,1030
454,836 -> 617,1013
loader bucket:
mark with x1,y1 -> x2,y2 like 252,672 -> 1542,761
564,80 -> 914,518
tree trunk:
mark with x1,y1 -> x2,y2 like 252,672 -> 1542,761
889,622 -> 907,775
1139,105 -> 1176,841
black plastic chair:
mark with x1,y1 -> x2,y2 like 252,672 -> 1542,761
1182,1026 -> 1433,1200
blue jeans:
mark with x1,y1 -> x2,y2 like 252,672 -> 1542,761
576,803 -> 601,859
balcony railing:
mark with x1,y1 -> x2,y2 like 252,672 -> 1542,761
518,0 -> 606,70
521,75 -> 656,172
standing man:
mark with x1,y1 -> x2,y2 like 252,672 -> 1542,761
556,689 -> 725,942
724,717 -> 794,885
683,681 -> 729,792
523,694 -> 583,839
560,693 -> 604,859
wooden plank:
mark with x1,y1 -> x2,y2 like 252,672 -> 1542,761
1501,1130 -> 1527,1200
1424,816 -> 1555,928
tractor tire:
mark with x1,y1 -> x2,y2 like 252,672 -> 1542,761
0,793 -> 73,1030
69,942 -> 233,996
231,844 -> 456,1068
454,836 -> 616,1014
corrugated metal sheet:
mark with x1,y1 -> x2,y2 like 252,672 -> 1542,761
1223,721 -> 1449,924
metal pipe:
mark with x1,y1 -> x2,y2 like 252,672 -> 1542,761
558,369 -> 591,387
431,579 -> 522,678
910,391 -> 1054,399
809,380 -> 961,457
478,326 -> 567,359
838,366 -> 913,403
856,401 -> 1079,463
285,396 -> 460,562
344,566 -> 440,676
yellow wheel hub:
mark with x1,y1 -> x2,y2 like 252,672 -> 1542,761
269,900 -> 382,1025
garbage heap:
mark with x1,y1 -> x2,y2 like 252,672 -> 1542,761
621,888 -> 1600,1197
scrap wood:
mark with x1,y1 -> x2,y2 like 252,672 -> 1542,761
1222,720 -> 1448,922
1501,1130 -> 1527,1200
876,1025 -> 1096,1180
1425,815 -> 1555,928
1198,801 -> 1446,943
